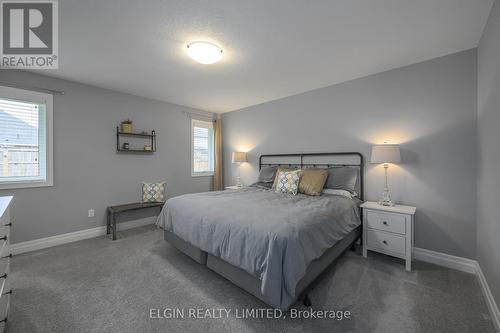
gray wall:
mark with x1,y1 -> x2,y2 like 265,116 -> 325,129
477,0 -> 500,307
222,49 -> 477,259
0,70 -> 212,243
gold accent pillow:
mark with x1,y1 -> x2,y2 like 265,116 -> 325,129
272,167 -> 299,189
299,169 -> 329,196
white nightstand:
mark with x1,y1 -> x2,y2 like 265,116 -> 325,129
361,201 -> 416,271
225,185 -> 241,190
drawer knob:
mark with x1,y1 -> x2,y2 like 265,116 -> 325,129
383,221 -> 388,225
382,240 -> 388,245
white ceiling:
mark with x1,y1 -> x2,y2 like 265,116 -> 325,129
40,0 -> 493,112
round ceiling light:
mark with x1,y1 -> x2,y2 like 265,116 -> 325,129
186,41 -> 223,64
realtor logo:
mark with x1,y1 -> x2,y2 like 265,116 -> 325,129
1,0 -> 58,69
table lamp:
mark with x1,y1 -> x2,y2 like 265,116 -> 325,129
232,152 -> 247,187
370,144 -> 401,206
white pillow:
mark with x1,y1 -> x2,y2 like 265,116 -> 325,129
322,188 -> 353,199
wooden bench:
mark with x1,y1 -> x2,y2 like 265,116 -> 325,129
106,201 -> 164,240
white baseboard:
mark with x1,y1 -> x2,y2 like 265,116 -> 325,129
414,247 -> 500,331
413,247 -> 477,274
476,263 -> 500,332
10,217 -> 156,255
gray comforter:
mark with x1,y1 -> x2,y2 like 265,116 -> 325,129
156,186 -> 361,310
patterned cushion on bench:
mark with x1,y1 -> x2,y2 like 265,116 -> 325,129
142,182 -> 165,202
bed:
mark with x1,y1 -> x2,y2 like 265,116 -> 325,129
156,152 -> 364,311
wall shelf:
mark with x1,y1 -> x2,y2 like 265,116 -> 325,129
117,131 -> 154,138
116,126 -> 156,153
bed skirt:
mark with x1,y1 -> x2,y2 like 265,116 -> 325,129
163,226 -> 361,309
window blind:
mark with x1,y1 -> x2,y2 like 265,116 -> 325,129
192,120 -> 214,175
0,98 -> 43,178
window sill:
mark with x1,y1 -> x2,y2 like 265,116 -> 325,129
191,173 -> 214,178
0,179 -> 53,190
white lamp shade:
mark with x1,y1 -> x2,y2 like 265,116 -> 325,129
370,144 -> 401,164
232,152 -> 247,163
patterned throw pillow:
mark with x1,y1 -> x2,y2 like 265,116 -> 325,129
275,171 -> 301,195
142,182 -> 165,202
271,166 -> 299,189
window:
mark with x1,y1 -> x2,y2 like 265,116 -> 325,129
0,86 -> 53,189
191,119 -> 214,176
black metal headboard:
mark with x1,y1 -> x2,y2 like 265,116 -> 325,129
259,152 -> 364,200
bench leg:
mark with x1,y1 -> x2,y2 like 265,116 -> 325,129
112,213 -> 117,240
106,209 -> 110,235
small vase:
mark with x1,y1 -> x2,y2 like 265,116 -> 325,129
121,123 -> 133,133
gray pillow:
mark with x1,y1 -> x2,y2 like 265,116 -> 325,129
250,181 -> 273,189
258,166 -> 278,183
325,167 -> 358,194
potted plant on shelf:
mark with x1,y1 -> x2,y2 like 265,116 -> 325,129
121,119 -> 133,133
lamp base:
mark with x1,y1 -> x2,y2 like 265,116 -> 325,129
378,188 -> 395,206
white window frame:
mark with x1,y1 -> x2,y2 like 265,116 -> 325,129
0,85 -> 54,190
191,118 -> 214,177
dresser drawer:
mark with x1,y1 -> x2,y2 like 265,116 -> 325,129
0,211 -> 7,228
366,210 -> 406,235
0,257 -> 9,279
0,239 -> 8,261
0,272 -> 9,299
0,290 -> 9,329
0,226 -> 8,240
367,229 -> 406,255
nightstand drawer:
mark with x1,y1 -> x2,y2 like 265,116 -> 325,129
367,229 -> 406,255
366,211 -> 406,234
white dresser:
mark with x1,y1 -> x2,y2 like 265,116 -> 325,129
361,201 -> 416,271
0,197 -> 12,332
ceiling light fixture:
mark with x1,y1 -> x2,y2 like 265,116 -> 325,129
186,41 -> 223,64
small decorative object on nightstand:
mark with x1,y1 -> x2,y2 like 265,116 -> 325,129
361,201 -> 416,271
225,185 -> 240,190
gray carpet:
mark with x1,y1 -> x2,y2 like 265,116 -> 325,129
7,225 -> 495,333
